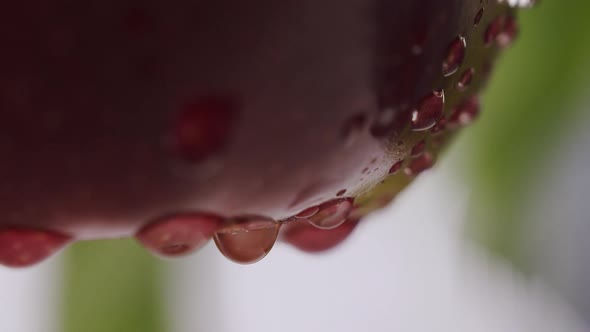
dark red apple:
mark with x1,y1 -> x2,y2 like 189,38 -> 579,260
0,0 -> 528,267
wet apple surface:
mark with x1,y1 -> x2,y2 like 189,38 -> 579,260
0,0 -> 531,267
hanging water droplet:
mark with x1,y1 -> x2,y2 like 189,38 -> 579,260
410,140 -> 426,157
485,15 -> 518,48
283,219 -> 359,253
497,15 -> 518,48
442,36 -> 466,77
449,96 -> 481,127
388,160 -> 404,174
431,118 -> 447,135
214,216 -> 280,264
0,227 -> 72,268
173,95 -> 236,163
294,206 -> 320,219
136,213 -> 223,257
411,90 -> 445,131
404,153 -> 435,176
457,68 -> 475,91
307,198 -> 354,230
485,16 -> 504,47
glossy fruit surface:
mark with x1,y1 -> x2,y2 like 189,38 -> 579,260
0,0 -> 528,267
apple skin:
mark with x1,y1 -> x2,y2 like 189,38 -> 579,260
0,0 -> 517,264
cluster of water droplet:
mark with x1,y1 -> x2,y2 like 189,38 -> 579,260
0,197 -> 358,267
351,0 -> 530,217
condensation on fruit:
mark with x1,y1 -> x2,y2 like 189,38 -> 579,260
431,118 -> 447,135
404,153 -> 435,177
410,140 -> 426,157
294,206 -> 321,219
442,36 -> 467,77
485,15 -> 519,48
0,228 -> 71,268
474,8 -> 484,26
457,68 -> 475,91
307,198 -> 354,230
282,219 -> 359,253
411,90 -> 445,131
449,96 -> 481,127
388,160 -> 404,175
136,213 -> 223,258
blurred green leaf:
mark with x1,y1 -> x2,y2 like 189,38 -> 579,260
466,2 -> 590,269
61,239 -> 168,332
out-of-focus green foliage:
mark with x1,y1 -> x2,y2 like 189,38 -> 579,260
61,239 -> 167,332
466,1 -> 590,269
